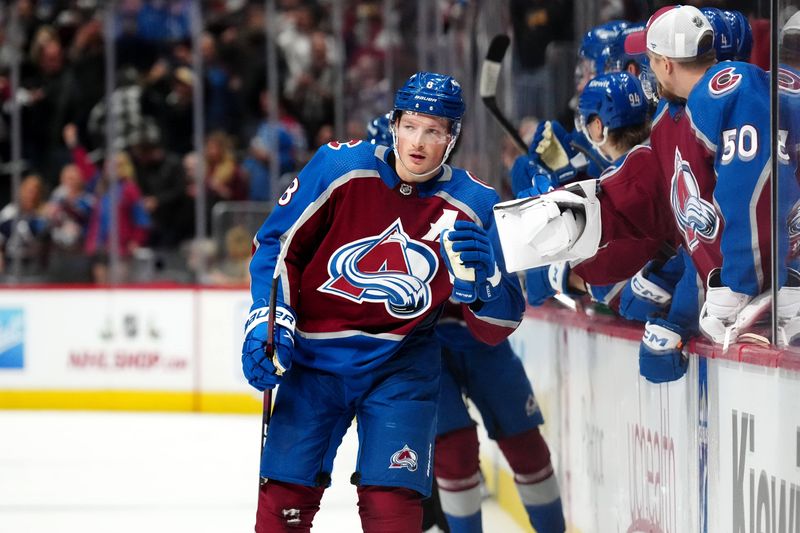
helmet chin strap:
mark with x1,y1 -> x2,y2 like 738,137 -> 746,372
582,122 -> 614,163
389,122 -> 460,180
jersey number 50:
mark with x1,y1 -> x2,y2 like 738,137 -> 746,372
721,126 -> 758,165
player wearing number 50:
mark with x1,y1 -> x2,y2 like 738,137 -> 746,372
498,6 -> 784,351
242,72 -> 524,532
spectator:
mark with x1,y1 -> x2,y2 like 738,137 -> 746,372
142,64 -> 195,155
0,173 -> 50,279
200,31 -> 242,135
509,0 -> 574,120
84,152 -> 151,284
21,29 -> 70,186
44,163 -> 94,282
204,224 -> 251,286
277,3 -> 329,84
205,130 -> 244,202
127,120 -> 190,249
62,18 -> 106,145
344,51 -> 389,130
285,30 -> 335,143
241,89 -> 299,201
87,66 -> 145,153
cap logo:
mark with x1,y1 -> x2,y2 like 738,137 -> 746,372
692,16 -> 704,28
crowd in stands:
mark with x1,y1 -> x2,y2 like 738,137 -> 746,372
0,0 -> 411,284
0,0 -> 771,286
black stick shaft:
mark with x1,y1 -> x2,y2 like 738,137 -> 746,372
480,34 -> 528,155
259,275 -> 280,487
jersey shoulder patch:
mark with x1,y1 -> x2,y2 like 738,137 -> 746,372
708,65 -> 743,97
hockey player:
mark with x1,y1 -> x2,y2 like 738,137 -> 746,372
242,72 -> 524,532
511,21 -> 647,197
361,115 -> 566,533
497,5 -> 777,358
367,116 -> 565,532
509,68 -> 706,381
700,7 -> 737,62
726,9 -> 754,62
433,304 -> 565,533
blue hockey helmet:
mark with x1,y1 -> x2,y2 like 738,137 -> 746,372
391,72 -> 465,177
577,72 -> 648,133
579,20 -> 631,77
605,23 -> 647,73
366,113 -> 392,147
392,72 -> 465,131
723,10 -> 753,62
700,7 -> 736,61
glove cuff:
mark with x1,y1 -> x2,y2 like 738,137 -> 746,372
631,270 -> 672,306
244,304 -> 296,336
642,321 -> 684,352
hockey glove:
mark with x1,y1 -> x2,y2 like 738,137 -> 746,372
241,298 -> 296,391
525,262 -> 570,306
699,269 -> 771,347
534,121 -> 578,184
778,269 -> 800,346
619,265 -> 675,322
510,154 -> 559,199
441,220 -> 501,304
639,316 -> 688,383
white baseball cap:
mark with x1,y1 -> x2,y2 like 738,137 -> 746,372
783,10 -> 800,37
625,5 -> 714,59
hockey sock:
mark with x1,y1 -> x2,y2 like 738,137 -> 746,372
435,426 -> 482,533
255,479 -> 325,532
357,485 -> 423,533
497,428 -> 566,533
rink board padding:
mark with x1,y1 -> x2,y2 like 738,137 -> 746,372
0,286 -> 262,413
483,304 -> 800,533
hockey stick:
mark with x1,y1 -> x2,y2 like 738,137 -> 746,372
259,274 -> 280,487
481,34 -> 579,313
480,34 -> 528,155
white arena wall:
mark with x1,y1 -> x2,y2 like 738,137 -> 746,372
0,287 -> 798,532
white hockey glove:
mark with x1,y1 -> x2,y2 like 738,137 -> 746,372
699,269 -> 771,349
493,179 -> 601,272
778,269 -> 800,346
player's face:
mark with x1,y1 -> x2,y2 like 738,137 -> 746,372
394,112 -> 451,182
647,52 -> 680,101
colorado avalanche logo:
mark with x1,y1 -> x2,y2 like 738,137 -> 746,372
389,444 -> 418,472
779,67 -> 800,95
320,219 -> 438,319
788,199 -> 800,259
670,148 -> 719,251
708,66 -> 742,97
